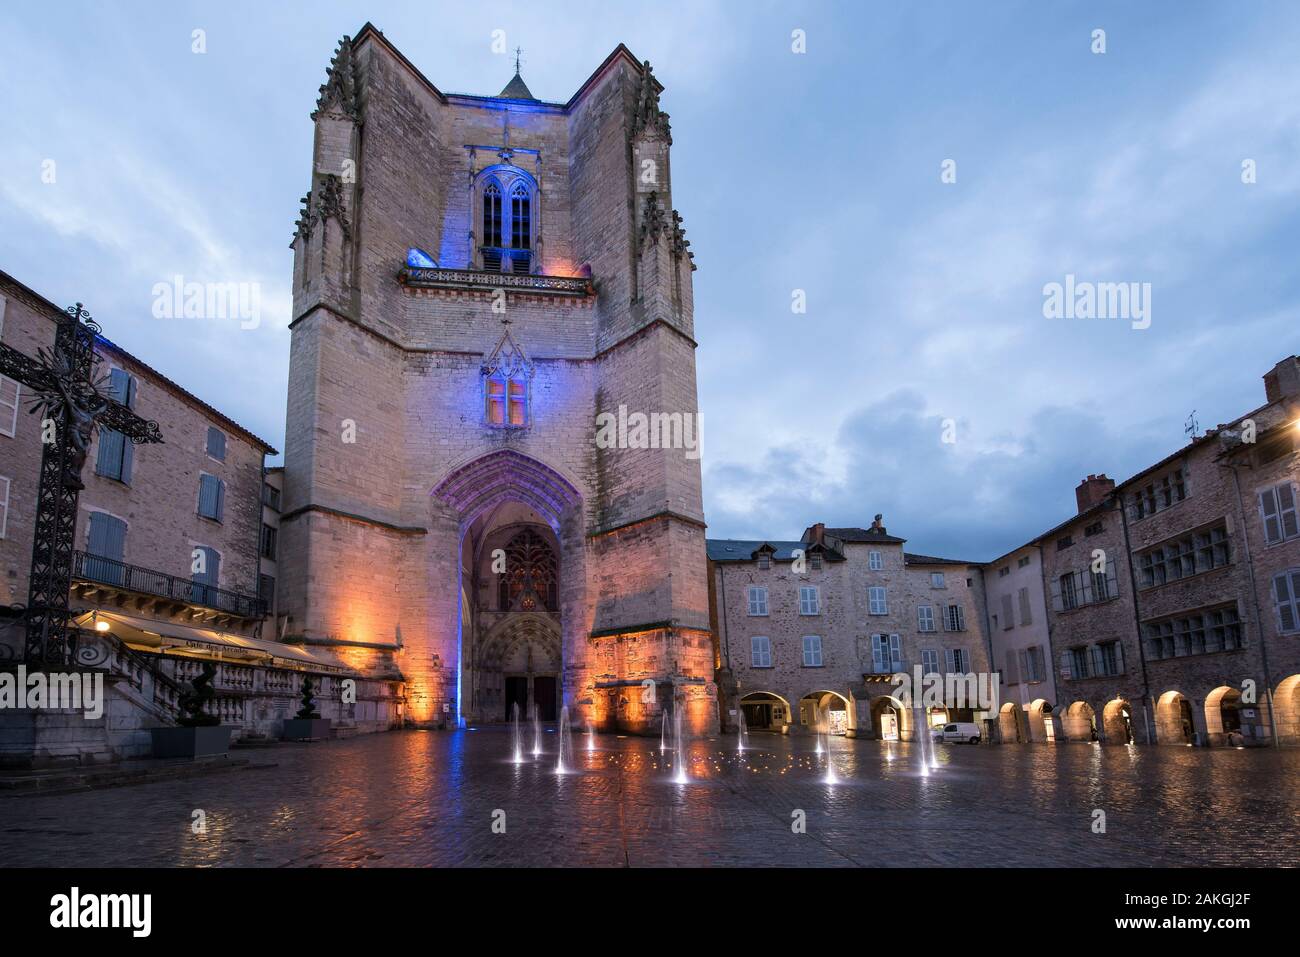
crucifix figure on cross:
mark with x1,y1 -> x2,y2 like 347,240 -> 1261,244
0,302 -> 163,666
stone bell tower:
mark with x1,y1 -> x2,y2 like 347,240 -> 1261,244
278,23 -> 715,735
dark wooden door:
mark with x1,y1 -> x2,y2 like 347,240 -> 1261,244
505,677 -> 529,721
533,676 -> 557,722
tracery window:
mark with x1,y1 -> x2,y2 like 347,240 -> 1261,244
482,181 -> 503,248
497,529 -> 557,612
477,168 -> 535,274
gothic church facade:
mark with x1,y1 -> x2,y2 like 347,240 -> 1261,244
280,24 -> 715,733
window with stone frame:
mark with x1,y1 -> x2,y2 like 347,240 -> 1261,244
871,633 -> 902,672
921,647 -> 939,675
868,550 -> 883,570
943,604 -> 965,632
1143,604 -> 1243,660
798,585 -> 820,615
1273,569 -> 1300,633
481,320 -> 533,428
750,635 -> 772,668
1130,466 -> 1188,521
0,375 -> 18,437
868,586 -> 887,615
477,169 -> 536,274
1138,523 -> 1231,588
809,551 -> 822,571
1259,481 -> 1299,545
496,529 -> 557,612
917,604 -> 935,632
801,635 -> 823,667
747,585 -> 769,616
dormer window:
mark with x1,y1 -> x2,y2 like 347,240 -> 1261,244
477,168 -> 536,274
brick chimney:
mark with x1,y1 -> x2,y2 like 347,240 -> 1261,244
871,513 -> 885,532
1075,474 -> 1115,513
1264,356 -> 1300,403
803,523 -> 826,545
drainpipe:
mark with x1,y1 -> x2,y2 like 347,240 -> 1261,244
1224,460 -> 1280,747
1117,495 -> 1155,744
718,563 -> 731,671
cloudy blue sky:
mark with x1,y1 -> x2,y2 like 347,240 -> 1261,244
2,1 -> 1297,561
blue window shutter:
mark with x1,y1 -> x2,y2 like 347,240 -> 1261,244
215,479 -> 225,522
120,435 -> 134,484
95,429 -> 123,478
87,512 -> 110,556
198,475 -> 213,516
108,369 -> 134,406
105,516 -> 125,562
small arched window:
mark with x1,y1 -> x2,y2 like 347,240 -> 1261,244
477,169 -> 535,274
482,181 -> 503,248
510,181 -> 531,252
485,373 -> 527,427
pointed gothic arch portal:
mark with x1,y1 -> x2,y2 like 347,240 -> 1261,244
432,450 -> 583,726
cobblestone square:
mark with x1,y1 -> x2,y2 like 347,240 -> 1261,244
2,730 -> 1297,867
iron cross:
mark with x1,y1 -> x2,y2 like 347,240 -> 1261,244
0,303 -> 163,665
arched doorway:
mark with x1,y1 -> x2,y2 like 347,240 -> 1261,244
800,690 -> 852,735
432,449 -> 583,728
1275,675 -> 1300,747
869,694 -> 911,741
1028,699 -> 1056,742
1102,698 -> 1134,744
739,691 -> 791,732
1204,686 -> 1243,747
999,701 -> 1028,743
1062,701 -> 1097,741
1155,690 -> 1196,744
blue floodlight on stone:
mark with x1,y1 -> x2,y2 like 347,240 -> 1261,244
406,247 -> 437,268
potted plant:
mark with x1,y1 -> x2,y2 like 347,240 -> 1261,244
151,662 -> 233,758
281,675 -> 332,741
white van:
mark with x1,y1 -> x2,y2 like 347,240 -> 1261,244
932,721 -> 982,744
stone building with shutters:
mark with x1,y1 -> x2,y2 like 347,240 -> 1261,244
278,24 -> 714,733
707,519 -> 992,741
982,543 -> 1057,743
0,272 -> 401,764
1000,354 -> 1300,748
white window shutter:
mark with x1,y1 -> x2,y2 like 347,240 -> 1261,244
1058,650 -> 1072,681
889,633 -> 901,669
1261,489 -> 1283,544
944,648 -> 955,673
872,635 -> 884,671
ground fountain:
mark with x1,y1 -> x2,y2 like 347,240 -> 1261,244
819,706 -> 839,785
672,706 -> 690,784
555,705 -> 574,774
584,716 -> 595,752
660,711 -> 671,753
531,702 -> 543,758
737,708 -> 750,753
510,702 -> 525,763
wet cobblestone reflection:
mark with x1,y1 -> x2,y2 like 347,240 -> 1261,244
2,729 -> 1297,867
